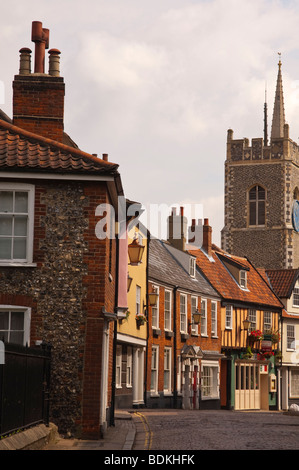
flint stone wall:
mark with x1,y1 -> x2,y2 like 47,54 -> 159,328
0,179 -> 113,437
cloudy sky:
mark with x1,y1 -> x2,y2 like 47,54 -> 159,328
2,0 -> 299,245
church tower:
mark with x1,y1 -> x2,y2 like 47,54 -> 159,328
222,57 -> 299,269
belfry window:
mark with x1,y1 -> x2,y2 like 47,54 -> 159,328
249,185 -> 266,226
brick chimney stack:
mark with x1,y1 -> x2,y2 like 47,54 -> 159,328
167,207 -> 187,252
12,21 -> 65,142
202,218 -> 212,256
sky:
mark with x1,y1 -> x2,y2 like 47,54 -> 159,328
2,0 -> 299,245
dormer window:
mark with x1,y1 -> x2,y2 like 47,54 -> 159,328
239,270 -> 247,289
189,257 -> 196,277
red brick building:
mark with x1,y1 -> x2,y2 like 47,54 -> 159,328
0,22 -> 127,438
147,209 -> 222,410
189,219 -> 283,411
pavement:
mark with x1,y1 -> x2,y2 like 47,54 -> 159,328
42,410 -> 145,451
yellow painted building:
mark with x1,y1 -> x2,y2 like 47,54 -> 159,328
115,222 -> 148,408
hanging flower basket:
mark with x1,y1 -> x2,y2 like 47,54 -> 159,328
258,351 -> 274,360
136,314 -> 146,326
263,329 -> 281,344
271,332 -> 280,344
248,330 -> 263,342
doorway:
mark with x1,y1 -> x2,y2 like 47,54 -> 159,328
235,362 -> 260,410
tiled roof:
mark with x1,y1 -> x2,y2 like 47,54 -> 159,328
0,119 -> 119,175
149,238 -> 219,298
266,269 -> 299,298
188,247 -> 283,310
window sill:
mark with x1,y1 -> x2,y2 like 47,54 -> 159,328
150,392 -> 159,397
0,262 -> 37,267
180,333 -> 189,340
201,395 -> 220,401
153,328 -> 161,337
165,330 -> 174,338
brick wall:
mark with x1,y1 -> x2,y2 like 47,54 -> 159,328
13,75 -> 65,142
146,281 -> 221,405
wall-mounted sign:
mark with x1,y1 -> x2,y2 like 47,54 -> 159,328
260,364 -> 268,374
261,340 -> 272,352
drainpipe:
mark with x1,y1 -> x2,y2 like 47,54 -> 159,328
144,230 -> 150,407
110,224 -> 120,426
173,286 -> 178,409
100,319 -> 110,435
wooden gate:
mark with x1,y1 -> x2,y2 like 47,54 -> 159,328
235,362 -> 260,410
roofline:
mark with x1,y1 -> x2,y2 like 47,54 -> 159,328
148,275 -> 221,299
245,256 -> 284,309
0,118 -> 119,172
266,268 -> 299,299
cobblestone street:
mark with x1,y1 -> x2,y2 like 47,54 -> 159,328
133,409 -> 299,451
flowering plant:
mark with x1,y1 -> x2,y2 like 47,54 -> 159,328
258,351 -> 274,360
136,313 -> 146,324
264,329 -> 281,343
248,330 -> 263,341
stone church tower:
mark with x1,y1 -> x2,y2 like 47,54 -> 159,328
222,58 -> 299,269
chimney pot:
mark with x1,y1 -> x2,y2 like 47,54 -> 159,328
48,49 -> 61,76
19,48 -> 32,75
102,153 -> 108,161
31,21 -> 49,73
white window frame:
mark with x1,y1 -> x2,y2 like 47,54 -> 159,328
189,257 -> 196,277
150,345 -> 159,394
239,270 -> 247,289
152,285 -> 159,329
164,289 -> 172,331
293,285 -> 299,307
248,309 -> 256,332
180,294 -> 187,333
225,305 -> 233,329
201,298 -> 207,336
126,346 -> 132,388
0,306 -> 31,346
201,361 -> 219,399
116,345 -> 122,388
287,324 -> 296,350
191,296 -> 198,335
163,347 -> 172,393
0,183 -> 35,266
263,311 -> 272,332
211,301 -> 217,337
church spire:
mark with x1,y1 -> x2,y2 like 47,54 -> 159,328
271,53 -> 285,139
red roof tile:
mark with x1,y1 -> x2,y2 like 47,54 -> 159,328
266,269 -> 299,298
188,247 -> 283,310
0,119 -> 119,175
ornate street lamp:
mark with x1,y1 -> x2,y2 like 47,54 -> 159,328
242,317 -> 251,331
148,289 -> 159,307
128,237 -> 145,265
189,308 -> 202,328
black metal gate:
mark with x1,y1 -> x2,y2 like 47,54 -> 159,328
0,342 -> 51,437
